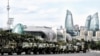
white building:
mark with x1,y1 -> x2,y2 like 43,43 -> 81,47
96,31 -> 100,41
96,31 -> 100,38
23,26 -> 68,42
24,26 -> 57,42
79,27 -> 87,40
57,28 -> 67,42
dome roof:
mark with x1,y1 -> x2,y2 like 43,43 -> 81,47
12,23 -> 24,34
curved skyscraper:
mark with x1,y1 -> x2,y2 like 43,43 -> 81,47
85,15 -> 92,30
65,10 -> 74,36
90,12 -> 99,31
89,12 -> 99,36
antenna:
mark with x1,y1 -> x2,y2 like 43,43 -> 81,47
7,0 -> 10,19
7,0 -> 10,29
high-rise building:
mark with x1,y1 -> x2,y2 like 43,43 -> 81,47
89,12 -> 99,36
85,15 -> 92,30
90,12 -> 99,31
65,10 -> 74,36
80,26 -> 86,31
74,25 -> 79,31
74,25 -> 79,35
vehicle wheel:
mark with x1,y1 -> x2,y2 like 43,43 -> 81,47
40,51 -> 45,54
43,51 -> 45,54
50,52 -> 53,54
33,52 -> 36,54
46,51 -> 49,54
25,50 -> 31,55
53,50 -> 55,53
39,51 -> 42,54
17,52 -> 21,55
76,51 -> 80,53
1,53 -> 4,55
71,51 -> 74,53
83,50 -> 86,53
8,52 -> 13,55
66,51 -> 69,53
34,51 -> 38,54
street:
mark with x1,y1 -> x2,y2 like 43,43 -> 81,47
1,51 -> 100,56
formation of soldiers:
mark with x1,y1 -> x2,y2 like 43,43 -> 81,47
0,31 -> 88,55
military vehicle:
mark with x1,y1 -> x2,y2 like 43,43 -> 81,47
0,31 -> 88,55
0,37 -> 17,55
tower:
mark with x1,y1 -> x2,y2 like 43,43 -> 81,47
7,0 -> 14,29
90,12 -> 99,31
65,10 -> 74,36
7,0 -> 10,29
85,15 -> 92,30
89,12 -> 99,36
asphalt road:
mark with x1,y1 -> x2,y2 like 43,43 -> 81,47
1,52 -> 100,56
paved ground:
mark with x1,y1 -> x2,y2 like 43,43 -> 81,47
1,51 -> 100,56
23,53 -> 100,56
90,50 -> 100,53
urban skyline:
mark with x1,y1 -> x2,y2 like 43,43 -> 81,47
65,10 -> 100,36
0,0 -> 100,28
0,0 -> 100,55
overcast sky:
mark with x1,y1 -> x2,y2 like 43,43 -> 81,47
0,0 -> 100,28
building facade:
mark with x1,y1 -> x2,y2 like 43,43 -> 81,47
57,28 -> 67,42
89,12 -> 99,32
85,15 -> 92,30
65,10 -> 75,36
96,31 -> 100,38
24,26 -> 57,42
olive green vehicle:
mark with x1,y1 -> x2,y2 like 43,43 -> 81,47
0,41 -> 17,55
0,40 -> 87,55
0,31 -> 88,55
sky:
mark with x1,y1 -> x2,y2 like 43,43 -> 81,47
0,0 -> 100,28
